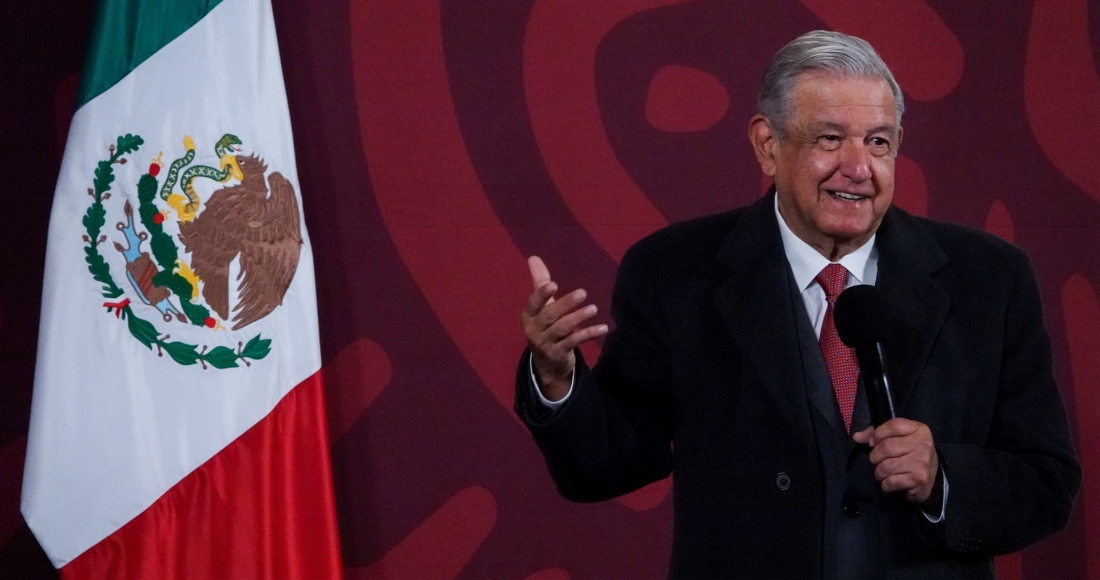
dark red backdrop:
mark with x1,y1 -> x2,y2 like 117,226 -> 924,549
2,1 -> 1098,578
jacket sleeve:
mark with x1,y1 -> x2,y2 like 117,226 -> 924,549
932,250 -> 1081,554
514,245 -> 675,502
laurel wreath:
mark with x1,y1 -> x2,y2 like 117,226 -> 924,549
82,134 -> 272,369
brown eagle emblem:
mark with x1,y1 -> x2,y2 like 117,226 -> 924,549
178,154 -> 302,330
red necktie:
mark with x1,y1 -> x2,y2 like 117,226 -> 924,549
816,264 -> 859,433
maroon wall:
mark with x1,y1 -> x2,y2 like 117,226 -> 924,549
2,1 -> 1098,578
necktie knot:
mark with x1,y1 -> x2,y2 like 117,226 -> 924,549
816,263 -> 849,301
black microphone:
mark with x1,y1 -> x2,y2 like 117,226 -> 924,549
834,285 -> 896,427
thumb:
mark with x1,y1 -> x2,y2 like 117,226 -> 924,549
851,426 -> 875,445
528,255 -> 552,290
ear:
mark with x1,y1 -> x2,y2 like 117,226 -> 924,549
748,114 -> 779,177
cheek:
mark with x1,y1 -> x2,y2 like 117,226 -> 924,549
802,152 -> 838,182
872,158 -> 896,190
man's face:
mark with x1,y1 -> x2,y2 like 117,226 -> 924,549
751,73 -> 901,259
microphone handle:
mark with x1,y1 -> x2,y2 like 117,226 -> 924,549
855,342 -> 897,427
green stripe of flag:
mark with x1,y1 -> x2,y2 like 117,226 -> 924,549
77,0 -> 224,107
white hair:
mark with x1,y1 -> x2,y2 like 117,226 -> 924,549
758,30 -> 904,137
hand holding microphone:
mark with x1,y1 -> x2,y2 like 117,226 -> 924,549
839,285 -> 940,505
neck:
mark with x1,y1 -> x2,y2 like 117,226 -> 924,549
775,207 -> 869,262
813,238 -> 861,262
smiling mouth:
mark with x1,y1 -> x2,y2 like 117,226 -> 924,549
826,190 -> 866,201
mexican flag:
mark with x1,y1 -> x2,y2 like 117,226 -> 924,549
21,0 -> 343,577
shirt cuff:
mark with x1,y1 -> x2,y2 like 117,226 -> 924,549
529,352 -> 575,409
920,467 -> 949,523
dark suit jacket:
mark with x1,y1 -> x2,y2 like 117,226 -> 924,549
515,193 -> 1080,579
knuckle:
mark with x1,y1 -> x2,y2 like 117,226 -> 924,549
877,458 -> 896,478
537,309 -> 559,328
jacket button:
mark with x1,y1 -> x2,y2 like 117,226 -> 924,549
775,472 -> 791,490
843,500 -> 860,518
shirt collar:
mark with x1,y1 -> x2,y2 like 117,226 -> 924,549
774,194 -> 878,291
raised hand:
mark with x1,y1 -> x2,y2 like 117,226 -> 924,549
520,256 -> 608,401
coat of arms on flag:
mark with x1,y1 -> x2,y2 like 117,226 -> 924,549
82,131 -> 303,368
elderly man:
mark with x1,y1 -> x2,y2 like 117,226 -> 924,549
516,30 -> 1079,579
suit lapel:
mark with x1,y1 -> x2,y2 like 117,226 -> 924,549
874,207 -> 951,413
713,194 -> 815,450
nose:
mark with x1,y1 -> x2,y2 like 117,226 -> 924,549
839,139 -> 872,182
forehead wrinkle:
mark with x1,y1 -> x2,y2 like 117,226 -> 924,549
812,120 -> 849,132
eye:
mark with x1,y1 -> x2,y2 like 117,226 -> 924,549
817,135 -> 841,150
867,136 -> 892,156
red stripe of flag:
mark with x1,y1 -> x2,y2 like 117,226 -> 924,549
60,372 -> 342,579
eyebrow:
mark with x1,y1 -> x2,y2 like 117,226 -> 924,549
810,121 -> 898,136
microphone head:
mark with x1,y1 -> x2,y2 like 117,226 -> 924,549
834,284 -> 890,346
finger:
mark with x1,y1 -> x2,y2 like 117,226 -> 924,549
868,437 -> 913,463
544,304 -> 599,340
872,453 -> 936,492
851,426 -> 874,445
557,323 -> 610,352
531,322 -> 604,373
528,256 -> 551,291
870,418 -> 921,442
536,288 -> 588,326
534,305 -> 603,355
871,434 -> 935,467
873,456 -> 910,481
880,472 -> 920,495
872,442 -> 934,468
883,473 -> 933,503
523,281 -> 559,317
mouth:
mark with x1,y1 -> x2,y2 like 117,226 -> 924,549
825,190 -> 868,202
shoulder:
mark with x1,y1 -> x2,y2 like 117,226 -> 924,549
886,206 -> 1031,270
622,193 -> 778,270
880,207 -> 1039,312
631,208 -> 746,256
919,216 -> 1024,259
616,207 -> 749,281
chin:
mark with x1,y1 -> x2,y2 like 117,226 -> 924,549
818,220 -> 876,242
822,214 -> 871,234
